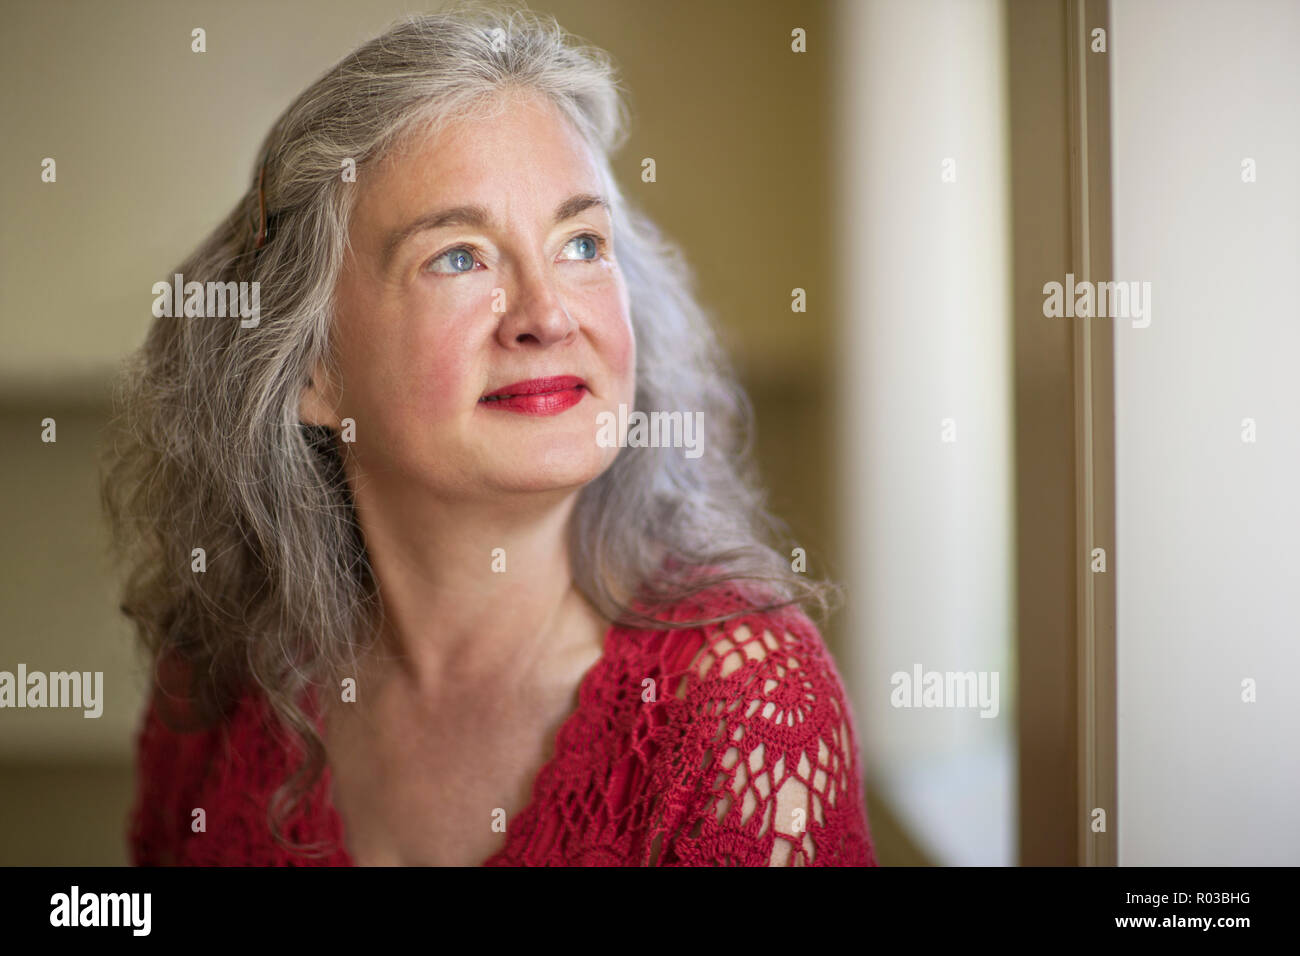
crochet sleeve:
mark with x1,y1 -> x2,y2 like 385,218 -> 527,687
649,603 -> 878,866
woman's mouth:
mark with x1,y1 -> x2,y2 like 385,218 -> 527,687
478,375 -> 588,416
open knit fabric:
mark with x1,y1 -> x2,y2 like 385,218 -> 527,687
129,581 -> 878,866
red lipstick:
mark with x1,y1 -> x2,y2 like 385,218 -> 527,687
479,375 -> 587,415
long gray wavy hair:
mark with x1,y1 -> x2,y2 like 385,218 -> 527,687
100,2 -> 839,855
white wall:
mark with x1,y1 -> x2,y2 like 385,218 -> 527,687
835,0 -> 1015,866
1111,0 -> 1300,865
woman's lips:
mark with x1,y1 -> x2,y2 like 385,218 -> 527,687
479,375 -> 588,416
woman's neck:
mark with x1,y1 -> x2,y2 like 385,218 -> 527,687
346,478 -> 599,697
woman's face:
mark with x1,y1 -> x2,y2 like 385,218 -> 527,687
303,88 -> 635,501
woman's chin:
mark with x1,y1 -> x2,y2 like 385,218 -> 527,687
486,447 -> 615,494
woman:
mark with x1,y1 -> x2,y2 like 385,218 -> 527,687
102,5 -> 877,867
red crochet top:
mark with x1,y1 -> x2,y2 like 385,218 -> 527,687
128,582 -> 878,866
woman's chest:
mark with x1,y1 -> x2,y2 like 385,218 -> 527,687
323,682 -> 579,866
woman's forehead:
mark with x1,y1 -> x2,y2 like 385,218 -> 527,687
356,99 -> 606,227
382,89 -> 592,178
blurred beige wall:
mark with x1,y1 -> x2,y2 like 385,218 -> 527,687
0,0 -> 855,863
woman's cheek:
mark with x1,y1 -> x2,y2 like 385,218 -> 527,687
415,356 -> 473,423
589,280 -> 634,370
612,309 -> 637,391
610,271 -> 636,374
409,310 -> 481,414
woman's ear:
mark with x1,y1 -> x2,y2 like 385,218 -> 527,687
298,362 -> 341,429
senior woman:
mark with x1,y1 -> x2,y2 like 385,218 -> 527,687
102,6 -> 877,867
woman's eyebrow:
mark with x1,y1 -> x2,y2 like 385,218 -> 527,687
380,192 -> 609,268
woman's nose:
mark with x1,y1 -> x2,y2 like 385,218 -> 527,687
493,268 -> 578,348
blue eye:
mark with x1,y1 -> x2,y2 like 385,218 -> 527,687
425,246 -> 479,275
563,234 -> 602,260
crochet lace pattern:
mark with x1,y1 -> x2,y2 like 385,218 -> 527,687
129,581 -> 878,866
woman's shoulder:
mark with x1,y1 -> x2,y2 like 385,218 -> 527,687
128,668 -> 311,865
646,578 -> 850,727
622,576 -> 875,865
620,571 -> 833,679
128,681 -> 222,865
